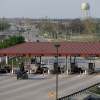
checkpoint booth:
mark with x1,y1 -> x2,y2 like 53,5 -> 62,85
0,42 -> 99,75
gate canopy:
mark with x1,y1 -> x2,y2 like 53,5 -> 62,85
0,42 -> 100,56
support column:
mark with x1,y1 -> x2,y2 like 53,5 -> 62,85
40,56 -> 42,66
65,56 -> 69,75
69,56 -> 72,74
29,56 -> 31,74
0,57 -> 2,63
11,59 -> 14,74
6,56 -> 8,65
35,56 -> 37,64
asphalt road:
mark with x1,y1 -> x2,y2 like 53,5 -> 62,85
0,74 -> 100,100
22,29 -> 48,42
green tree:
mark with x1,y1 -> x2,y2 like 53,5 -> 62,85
0,21 -> 10,31
0,36 -> 25,49
82,19 -> 96,34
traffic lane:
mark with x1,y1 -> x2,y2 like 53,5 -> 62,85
59,75 -> 100,98
0,75 -> 100,100
1,75 -> 94,100
32,75 -> 97,100
0,75 -> 82,100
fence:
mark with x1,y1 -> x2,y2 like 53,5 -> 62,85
58,83 -> 100,100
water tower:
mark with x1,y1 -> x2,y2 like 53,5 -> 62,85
81,1 -> 90,19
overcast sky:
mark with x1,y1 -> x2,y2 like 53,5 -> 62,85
0,0 -> 99,18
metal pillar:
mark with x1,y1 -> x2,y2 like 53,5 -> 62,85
6,56 -> 8,65
54,44 -> 60,100
0,57 -> 1,63
56,49 -> 58,100
69,56 -> 72,74
66,56 -> 68,75
40,56 -> 41,66
11,59 -> 14,74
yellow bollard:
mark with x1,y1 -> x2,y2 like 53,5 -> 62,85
48,91 -> 56,100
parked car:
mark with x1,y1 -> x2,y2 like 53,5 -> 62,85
0,65 -> 11,73
16,70 -> 28,80
35,63 -> 48,74
16,62 -> 28,79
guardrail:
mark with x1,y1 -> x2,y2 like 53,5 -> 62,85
58,83 -> 100,100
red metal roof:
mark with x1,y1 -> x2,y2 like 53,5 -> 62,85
0,42 -> 100,56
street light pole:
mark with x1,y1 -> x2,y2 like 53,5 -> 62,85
54,43 -> 60,100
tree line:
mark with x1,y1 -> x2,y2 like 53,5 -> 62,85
0,36 -> 25,49
35,18 -> 99,39
0,21 -> 11,31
